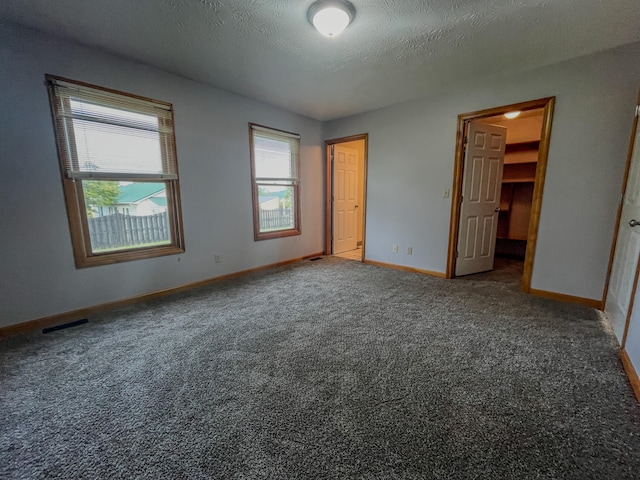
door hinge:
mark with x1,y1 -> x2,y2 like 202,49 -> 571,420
456,251 -> 459,258
621,193 -> 625,206
635,105 -> 640,118
463,136 -> 468,144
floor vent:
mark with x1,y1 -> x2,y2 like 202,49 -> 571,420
43,318 -> 88,334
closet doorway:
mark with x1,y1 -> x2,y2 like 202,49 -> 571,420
447,98 -> 555,292
325,134 -> 368,261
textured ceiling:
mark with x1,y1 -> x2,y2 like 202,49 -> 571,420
1,0 -> 639,120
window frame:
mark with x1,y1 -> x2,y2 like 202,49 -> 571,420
46,75 -> 185,268
249,123 -> 302,241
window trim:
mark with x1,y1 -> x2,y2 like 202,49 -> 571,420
249,123 -> 302,241
46,75 -> 185,268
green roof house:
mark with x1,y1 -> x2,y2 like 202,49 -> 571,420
99,183 -> 167,217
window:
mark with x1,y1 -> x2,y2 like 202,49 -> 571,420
249,124 -> 301,240
47,75 -> 185,267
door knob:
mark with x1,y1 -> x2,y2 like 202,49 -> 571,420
630,219 -> 640,227
494,207 -> 501,212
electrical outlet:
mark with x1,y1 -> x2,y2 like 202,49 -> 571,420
214,254 -> 222,263
407,247 -> 412,255
392,244 -> 398,253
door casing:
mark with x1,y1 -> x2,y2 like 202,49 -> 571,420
325,134 -> 369,258
446,97 -> 556,292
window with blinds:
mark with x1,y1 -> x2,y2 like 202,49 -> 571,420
249,124 -> 301,240
47,75 -> 185,267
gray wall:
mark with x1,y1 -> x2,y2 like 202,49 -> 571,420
324,42 -> 640,301
0,24 -> 325,328
2,21 -> 640,329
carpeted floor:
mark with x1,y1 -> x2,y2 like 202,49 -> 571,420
2,256 -> 640,479
460,256 -> 525,284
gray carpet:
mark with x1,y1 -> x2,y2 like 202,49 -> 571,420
2,256 -> 640,479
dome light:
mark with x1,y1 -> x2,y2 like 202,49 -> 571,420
308,0 -> 356,38
504,111 -> 521,119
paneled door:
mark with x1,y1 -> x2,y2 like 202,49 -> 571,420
456,122 -> 507,276
333,144 -> 359,254
606,105 -> 640,343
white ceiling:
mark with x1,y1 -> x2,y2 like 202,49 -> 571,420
1,0 -> 639,121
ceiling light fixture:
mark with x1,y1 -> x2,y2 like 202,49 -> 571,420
504,111 -> 521,119
308,0 -> 356,38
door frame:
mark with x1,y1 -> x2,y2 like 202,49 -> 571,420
603,89 -> 640,348
446,97 -> 556,293
324,134 -> 369,258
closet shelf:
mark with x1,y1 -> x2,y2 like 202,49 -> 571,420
505,140 -> 540,153
502,162 -> 537,183
502,177 -> 535,183
504,151 -> 538,165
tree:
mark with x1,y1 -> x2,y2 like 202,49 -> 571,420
83,181 -> 120,217
283,188 -> 292,209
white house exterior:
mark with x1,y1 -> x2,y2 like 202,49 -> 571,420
98,183 -> 167,217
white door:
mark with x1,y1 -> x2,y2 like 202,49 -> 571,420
456,122 -> 507,276
333,144 -> 359,254
625,280 -> 640,375
605,111 -> 640,343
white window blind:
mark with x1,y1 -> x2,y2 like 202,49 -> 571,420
251,125 -> 300,183
48,78 -> 178,180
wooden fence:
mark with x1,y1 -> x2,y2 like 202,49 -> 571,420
260,208 -> 294,231
88,212 -> 170,250
88,209 -> 291,250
